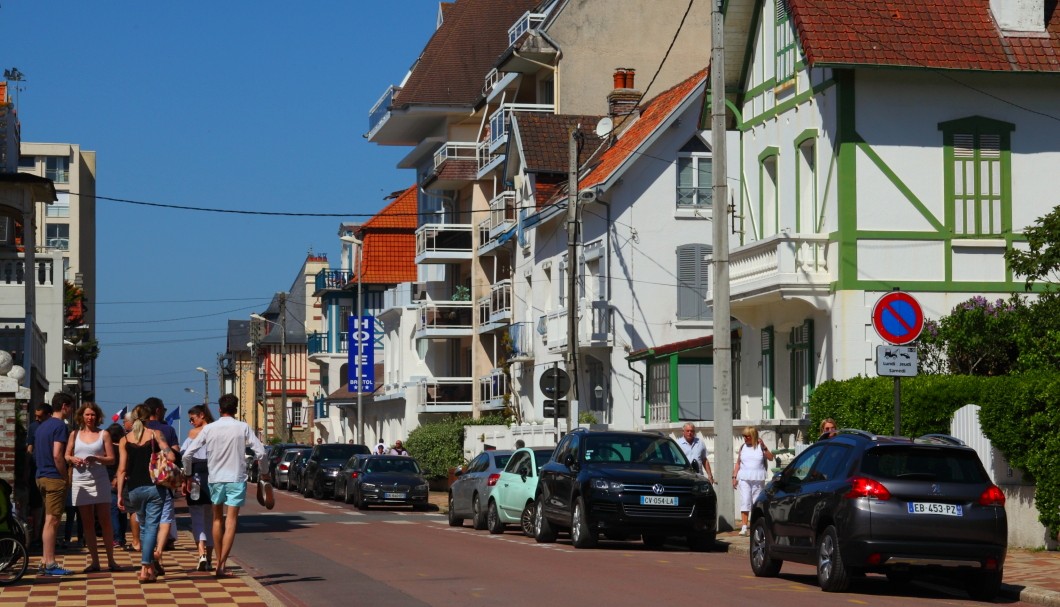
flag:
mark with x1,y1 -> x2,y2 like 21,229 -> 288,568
112,406 -> 127,423
165,406 -> 180,425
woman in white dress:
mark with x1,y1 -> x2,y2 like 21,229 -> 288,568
732,426 -> 774,536
65,402 -> 120,572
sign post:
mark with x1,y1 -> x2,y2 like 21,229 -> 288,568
348,316 -> 375,393
871,291 -> 924,436
540,364 -> 570,430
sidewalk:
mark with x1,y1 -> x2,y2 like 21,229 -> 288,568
0,529 -> 282,606
718,530 -> 1060,606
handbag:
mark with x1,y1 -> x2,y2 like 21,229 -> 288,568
149,435 -> 182,490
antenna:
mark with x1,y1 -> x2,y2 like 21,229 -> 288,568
594,117 -> 613,138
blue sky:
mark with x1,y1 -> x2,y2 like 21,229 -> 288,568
1,1 -> 439,436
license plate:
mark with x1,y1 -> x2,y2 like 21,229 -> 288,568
640,496 -> 677,506
384,492 -> 406,499
907,502 -> 963,516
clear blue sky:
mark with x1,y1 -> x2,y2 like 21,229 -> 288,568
1,1 -> 440,437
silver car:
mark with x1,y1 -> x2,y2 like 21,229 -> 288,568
276,447 -> 311,490
448,449 -> 513,530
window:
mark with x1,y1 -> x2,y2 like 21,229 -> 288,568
940,117 -> 1014,238
676,243 -> 712,321
796,138 -> 816,232
583,240 -> 606,301
286,401 -> 304,427
46,223 -> 69,250
760,153 -> 778,237
45,156 -> 70,183
558,255 -> 568,307
18,155 -> 35,169
789,319 -> 814,419
47,192 -> 70,218
775,0 -> 797,84
762,327 -> 775,418
677,137 -> 712,208
647,361 -> 671,423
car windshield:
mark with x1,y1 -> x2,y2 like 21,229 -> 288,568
861,446 -> 988,483
365,458 -> 421,475
583,435 -> 687,466
318,445 -> 362,463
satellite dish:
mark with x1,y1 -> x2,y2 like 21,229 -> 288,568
595,117 -> 614,137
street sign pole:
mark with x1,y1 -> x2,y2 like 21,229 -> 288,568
553,362 -> 559,429
894,377 -> 901,436
872,290 -> 924,437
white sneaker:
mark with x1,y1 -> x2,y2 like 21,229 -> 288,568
739,525 -> 748,536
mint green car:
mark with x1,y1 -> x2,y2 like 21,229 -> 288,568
486,447 -> 556,536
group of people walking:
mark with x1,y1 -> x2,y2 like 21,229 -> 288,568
31,392 -> 265,584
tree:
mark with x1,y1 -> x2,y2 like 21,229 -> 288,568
918,296 -> 1022,376
1005,205 -> 1060,290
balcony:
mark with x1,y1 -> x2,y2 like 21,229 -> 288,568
508,321 -> 534,362
541,300 -> 614,353
417,377 -> 474,413
307,331 -> 348,359
478,103 -> 554,176
366,84 -> 400,139
416,300 -> 474,338
478,369 -> 508,411
477,280 -> 512,332
0,256 -> 55,287
508,12 -> 546,45
415,223 -> 473,264
314,269 -> 354,295
706,233 -> 832,327
423,142 -> 479,189
0,318 -> 45,379
489,191 -> 517,237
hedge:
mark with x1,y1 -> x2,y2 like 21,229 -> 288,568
405,415 -> 508,479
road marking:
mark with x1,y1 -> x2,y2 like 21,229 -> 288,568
339,521 -> 369,525
383,520 -> 417,525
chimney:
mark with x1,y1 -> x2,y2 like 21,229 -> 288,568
990,0 -> 1046,33
608,67 -> 641,129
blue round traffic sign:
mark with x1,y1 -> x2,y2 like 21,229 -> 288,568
872,292 -> 924,345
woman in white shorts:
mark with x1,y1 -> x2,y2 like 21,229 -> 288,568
732,426 -> 774,536
66,402 -> 121,572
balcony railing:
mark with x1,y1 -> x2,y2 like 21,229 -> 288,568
0,318 -> 45,379
0,257 -> 55,287
307,331 -> 349,357
508,321 -> 534,361
707,233 -> 831,306
542,300 -> 614,352
415,223 -> 473,262
433,142 -> 478,170
367,84 -> 400,136
417,377 -> 474,413
508,11 -> 546,45
478,369 -> 508,409
417,300 -> 474,333
489,191 -> 516,236
487,103 -> 554,152
315,269 -> 354,293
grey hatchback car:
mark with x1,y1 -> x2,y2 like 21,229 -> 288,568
749,430 -> 1007,601
448,449 -> 513,530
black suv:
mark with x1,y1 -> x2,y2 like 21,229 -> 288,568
749,430 -> 1007,600
534,428 -> 717,550
303,443 -> 370,499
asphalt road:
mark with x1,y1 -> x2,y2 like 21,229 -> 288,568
230,489 -> 1025,607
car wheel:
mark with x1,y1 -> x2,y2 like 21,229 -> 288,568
312,478 -> 324,500
570,497 -> 597,549
749,519 -> 782,576
302,477 -> 312,498
343,483 -> 352,505
447,493 -> 464,527
642,534 -> 666,548
687,528 -> 716,552
817,525 -> 850,592
966,570 -> 1002,602
519,501 -> 535,537
355,488 -> 368,510
487,500 -> 505,535
534,495 -> 556,543
471,493 -> 487,530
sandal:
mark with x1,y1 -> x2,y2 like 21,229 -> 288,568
137,572 -> 157,584
82,564 -> 101,574
151,560 -> 165,576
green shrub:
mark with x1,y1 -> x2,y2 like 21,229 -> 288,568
406,415 -> 508,479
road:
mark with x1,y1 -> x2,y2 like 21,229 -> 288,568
230,489 -> 1022,607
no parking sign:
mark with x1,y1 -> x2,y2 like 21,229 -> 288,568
871,291 -> 924,345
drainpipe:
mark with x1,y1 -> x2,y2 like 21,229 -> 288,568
627,357 -> 645,424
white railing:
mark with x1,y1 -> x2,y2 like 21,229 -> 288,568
0,257 -> 55,287
367,84 -> 400,136
432,142 -> 478,170
542,300 -> 613,351
417,300 -> 474,332
711,233 -> 831,303
478,369 -> 508,408
417,377 -> 474,411
489,191 -> 516,235
508,12 -> 546,45
488,103 -> 554,151
415,223 -> 473,257
477,280 -> 513,326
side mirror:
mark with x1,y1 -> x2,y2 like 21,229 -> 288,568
520,471 -> 528,482
690,460 -> 701,474
563,453 -> 576,468
454,468 -> 464,477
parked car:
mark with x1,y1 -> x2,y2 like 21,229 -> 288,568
333,455 -> 369,503
448,449 -> 513,530
288,451 -> 311,493
346,455 -> 430,510
246,447 -> 260,483
276,447 -> 312,490
264,443 -> 303,480
303,443 -> 371,499
484,447 -> 555,536
749,430 -> 1007,600
534,428 -> 717,551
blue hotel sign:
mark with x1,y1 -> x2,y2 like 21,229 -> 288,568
348,315 -> 375,393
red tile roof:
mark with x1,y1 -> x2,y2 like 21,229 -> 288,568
420,158 -> 477,188
515,114 -> 604,173
361,185 -> 418,284
394,0 -> 542,107
790,0 -> 1060,72
580,68 -> 709,190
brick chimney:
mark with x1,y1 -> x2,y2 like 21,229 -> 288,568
608,67 -> 641,131
990,0 -> 1046,33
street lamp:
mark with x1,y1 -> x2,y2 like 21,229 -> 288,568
252,300 -> 289,442
340,233 -> 364,445
195,366 -> 209,405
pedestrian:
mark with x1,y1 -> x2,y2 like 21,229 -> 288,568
514,439 -> 525,449
819,418 -> 838,440
34,393 -> 76,576
181,393 -> 266,578
374,442 -> 386,455
117,403 -> 177,584
104,423 -> 127,551
25,402 -> 48,552
65,402 -> 121,573
181,404 -> 215,572
316,438 -> 323,445
389,440 -> 408,456
676,423 -> 716,484
145,397 -> 180,556
123,410 -> 141,552
732,426 -> 774,536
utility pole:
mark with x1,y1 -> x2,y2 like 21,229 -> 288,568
711,0 -> 735,533
279,291 -> 290,442
565,127 -> 581,431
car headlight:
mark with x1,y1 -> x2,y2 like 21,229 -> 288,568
362,483 -> 377,491
692,481 -> 713,495
591,478 -> 624,493
415,483 -> 429,492
325,469 -> 339,476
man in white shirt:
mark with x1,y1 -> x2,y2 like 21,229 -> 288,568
182,393 -> 265,578
676,423 -> 716,484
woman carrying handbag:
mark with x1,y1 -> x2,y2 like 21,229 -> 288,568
116,404 -> 176,583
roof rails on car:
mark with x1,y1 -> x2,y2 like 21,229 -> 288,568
836,428 -> 878,440
914,433 -> 966,446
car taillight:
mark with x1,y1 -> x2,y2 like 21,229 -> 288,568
844,476 -> 891,500
487,473 -> 501,487
350,471 -> 359,479
979,485 -> 1005,507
